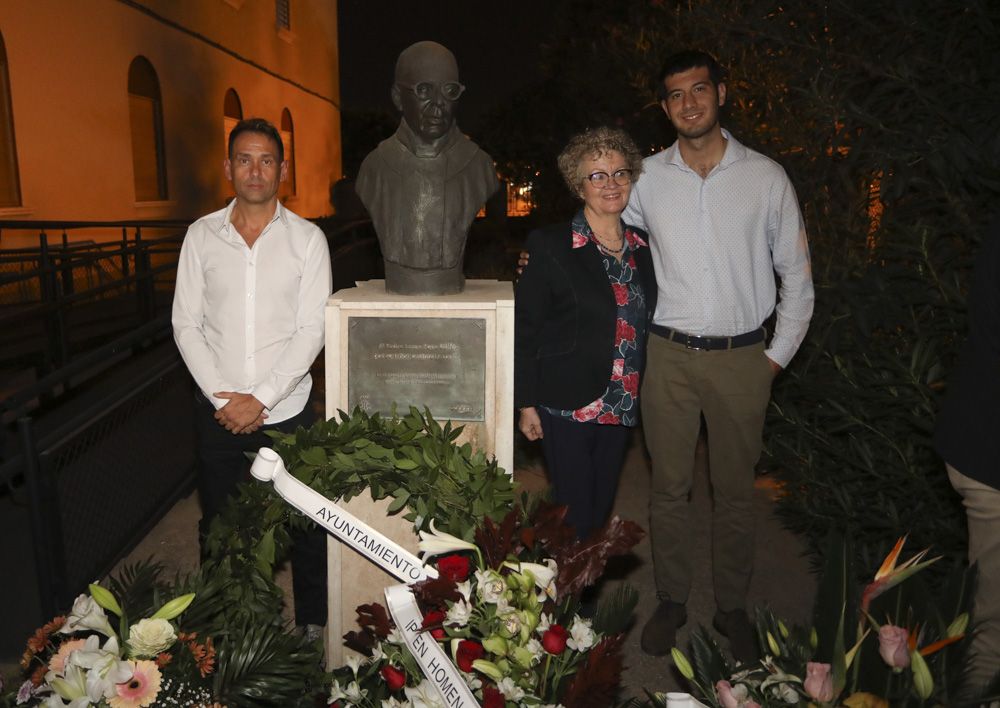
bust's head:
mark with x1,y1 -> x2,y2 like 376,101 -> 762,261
391,41 -> 464,144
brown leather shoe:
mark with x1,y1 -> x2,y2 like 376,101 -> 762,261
640,600 -> 687,656
713,609 -> 760,665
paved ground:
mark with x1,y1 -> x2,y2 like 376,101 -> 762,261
105,427 -> 816,699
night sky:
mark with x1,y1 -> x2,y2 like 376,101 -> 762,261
337,0 -> 555,129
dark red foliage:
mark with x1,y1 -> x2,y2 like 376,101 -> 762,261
482,683 -> 505,708
560,634 -> 626,708
355,603 -> 394,638
527,502 -> 578,552
551,516 -> 645,598
455,640 -> 484,672
411,577 -> 462,608
475,509 -> 520,569
437,554 -> 471,582
422,610 -> 447,640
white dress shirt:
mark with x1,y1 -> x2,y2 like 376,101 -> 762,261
623,129 -> 814,368
172,200 -> 332,423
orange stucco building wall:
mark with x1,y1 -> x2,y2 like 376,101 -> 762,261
0,0 -> 341,223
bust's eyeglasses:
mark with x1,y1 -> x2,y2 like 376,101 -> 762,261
397,81 -> 466,102
586,168 -> 633,188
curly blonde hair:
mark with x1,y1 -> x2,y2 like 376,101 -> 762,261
557,126 -> 644,198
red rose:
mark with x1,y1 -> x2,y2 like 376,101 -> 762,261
380,665 -> 407,692
456,639 -> 484,672
542,624 -> 568,655
612,283 -> 628,305
482,684 -> 505,708
622,371 -> 639,396
597,412 -> 621,425
437,554 -> 471,582
572,400 -> 603,422
611,358 -> 624,379
615,318 -> 636,346
422,610 -> 447,640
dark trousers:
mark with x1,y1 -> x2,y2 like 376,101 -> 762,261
538,408 -> 630,540
194,393 -> 327,626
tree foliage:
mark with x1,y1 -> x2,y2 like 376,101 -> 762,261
481,0 -> 1000,580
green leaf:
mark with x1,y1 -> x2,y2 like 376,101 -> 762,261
298,446 -> 328,467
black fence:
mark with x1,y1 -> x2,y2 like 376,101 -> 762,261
0,220 -> 187,375
0,217 -> 382,657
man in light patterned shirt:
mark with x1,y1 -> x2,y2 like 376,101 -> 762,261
624,51 -> 814,663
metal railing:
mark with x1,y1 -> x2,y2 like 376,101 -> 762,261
1,324 -> 194,622
0,220 -> 188,374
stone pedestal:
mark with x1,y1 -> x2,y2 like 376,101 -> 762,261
323,279 -> 514,665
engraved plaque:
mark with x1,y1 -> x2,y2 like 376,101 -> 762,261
348,317 -> 486,421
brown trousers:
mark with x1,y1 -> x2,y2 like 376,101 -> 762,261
948,464 -> 1000,694
641,333 -> 773,611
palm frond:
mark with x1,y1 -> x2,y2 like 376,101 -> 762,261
212,620 -> 326,707
592,584 -> 639,636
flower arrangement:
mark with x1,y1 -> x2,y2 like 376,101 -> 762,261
5,559 -> 328,708
329,503 -> 644,707
664,535 -> 974,708
13,581 -> 214,707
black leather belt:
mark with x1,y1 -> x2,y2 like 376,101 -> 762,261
650,324 -> 765,350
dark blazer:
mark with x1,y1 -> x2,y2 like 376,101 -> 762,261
934,219 -> 1000,489
515,221 -> 658,410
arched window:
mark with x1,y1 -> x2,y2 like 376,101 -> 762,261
223,88 -> 242,156
0,30 -> 21,208
280,108 -> 296,198
127,56 -> 167,201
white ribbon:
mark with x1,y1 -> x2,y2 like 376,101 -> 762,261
253,448 -> 480,705
250,447 -> 436,583
384,584 -> 481,707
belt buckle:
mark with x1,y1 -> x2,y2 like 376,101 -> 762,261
685,334 -> 707,351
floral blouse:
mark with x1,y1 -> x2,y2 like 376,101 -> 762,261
542,211 -> 648,427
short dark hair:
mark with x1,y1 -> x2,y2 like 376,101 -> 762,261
656,50 -> 726,100
228,117 -> 284,163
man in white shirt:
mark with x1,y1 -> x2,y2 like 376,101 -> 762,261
624,51 -> 814,662
172,117 -> 332,638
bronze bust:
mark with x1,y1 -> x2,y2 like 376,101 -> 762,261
356,41 -> 498,295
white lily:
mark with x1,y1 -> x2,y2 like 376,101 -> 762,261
69,635 -> 132,700
566,616 -> 596,651
418,520 -> 479,562
345,680 -> 367,703
46,663 -> 90,703
498,677 -> 526,701
445,597 -> 473,627
329,678 -> 347,703
345,652 -> 365,676
404,680 -> 446,708
59,594 -> 115,638
504,559 -> 558,600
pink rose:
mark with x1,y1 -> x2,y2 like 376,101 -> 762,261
878,624 -> 911,669
611,358 -> 624,378
804,661 -> 834,702
571,232 -> 588,248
